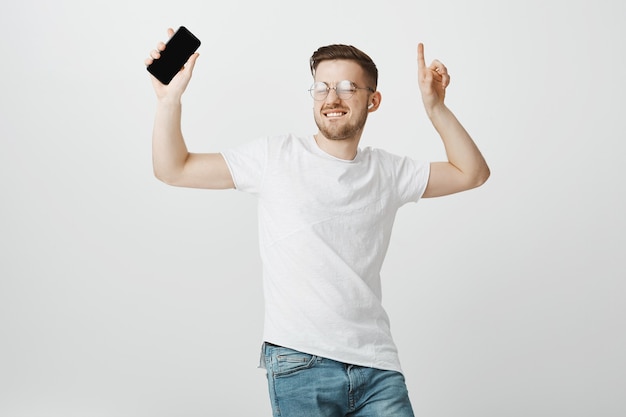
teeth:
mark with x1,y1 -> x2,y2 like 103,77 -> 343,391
327,112 -> 344,117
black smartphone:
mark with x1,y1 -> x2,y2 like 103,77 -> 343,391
147,26 -> 201,85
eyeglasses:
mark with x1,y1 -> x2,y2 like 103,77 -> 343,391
309,80 -> 375,101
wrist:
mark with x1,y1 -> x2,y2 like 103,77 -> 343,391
425,102 -> 448,120
156,95 -> 182,107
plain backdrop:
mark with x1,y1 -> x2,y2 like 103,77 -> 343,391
1,0 -> 625,416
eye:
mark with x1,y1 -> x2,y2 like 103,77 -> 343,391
312,82 -> 329,94
336,80 -> 357,95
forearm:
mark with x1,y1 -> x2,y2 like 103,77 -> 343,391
152,98 -> 189,183
427,104 -> 490,185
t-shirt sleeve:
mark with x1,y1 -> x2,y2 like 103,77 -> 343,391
220,137 -> 268,194
393,155 -> 431,204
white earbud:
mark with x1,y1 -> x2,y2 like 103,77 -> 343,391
368,103 -> 374,109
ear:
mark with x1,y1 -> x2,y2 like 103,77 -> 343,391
367,91 -> 382,113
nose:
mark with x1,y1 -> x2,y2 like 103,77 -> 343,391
324,87 -> 341,104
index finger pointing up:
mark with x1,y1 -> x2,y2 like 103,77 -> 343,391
417,43 -> 426,71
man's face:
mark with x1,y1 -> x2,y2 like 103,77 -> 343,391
312,60 -> 374,142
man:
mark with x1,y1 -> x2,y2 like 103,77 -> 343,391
146,28 -> 489,417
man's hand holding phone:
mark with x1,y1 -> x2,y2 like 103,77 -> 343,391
145,27 -> 201,101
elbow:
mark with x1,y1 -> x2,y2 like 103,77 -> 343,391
153,171 -> 168,185
153,165 -> 166,183
472,164 -> 491,189
461,164 -> 490,192
479,165 -> 491,186
153,166 -> 180,186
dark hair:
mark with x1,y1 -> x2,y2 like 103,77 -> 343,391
310,44 -> 378,89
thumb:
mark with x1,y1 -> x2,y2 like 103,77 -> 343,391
185,52 -> 200,72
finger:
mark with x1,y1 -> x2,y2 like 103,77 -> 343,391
429,59 -> 450,86
155,29 -> 174,54
429,59 -> 447,74
442,73 -> 451,88
150,49 -> 161,60
417,43 -> 426,72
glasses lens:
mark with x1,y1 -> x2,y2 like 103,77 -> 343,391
336,80 -> 357,99
310,82 -> 329,100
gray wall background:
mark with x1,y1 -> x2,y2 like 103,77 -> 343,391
1,0 -> 624,416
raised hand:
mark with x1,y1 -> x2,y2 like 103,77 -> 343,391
417,43 -> 450,114
145,28 -> 199,101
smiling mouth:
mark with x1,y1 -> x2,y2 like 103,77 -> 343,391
324,110 -> 347,118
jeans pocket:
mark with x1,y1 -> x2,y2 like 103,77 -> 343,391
272,348 -> 317,378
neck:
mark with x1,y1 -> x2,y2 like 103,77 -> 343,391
314,133 -> 360,160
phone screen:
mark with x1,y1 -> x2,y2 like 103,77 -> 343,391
147,26 -> 201,85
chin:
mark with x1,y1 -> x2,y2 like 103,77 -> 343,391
315,113 -> 367,142
317,123 -> 364,142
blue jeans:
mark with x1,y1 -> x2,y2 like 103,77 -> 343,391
262,343 -> 415,417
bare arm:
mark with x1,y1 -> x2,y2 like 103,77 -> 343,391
146,28 -> 234,189
417,43 -> 490,198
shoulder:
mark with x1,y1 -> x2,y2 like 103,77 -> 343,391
360,146 -> 410,164
269,133 -> 309,147
224,133 -> 306,155
264,133 -> 314,155
360,146 -> 430,176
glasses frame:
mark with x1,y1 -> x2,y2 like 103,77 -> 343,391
309,80 -> 375,101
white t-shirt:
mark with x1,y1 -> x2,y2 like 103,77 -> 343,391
221,134 -> 430,373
